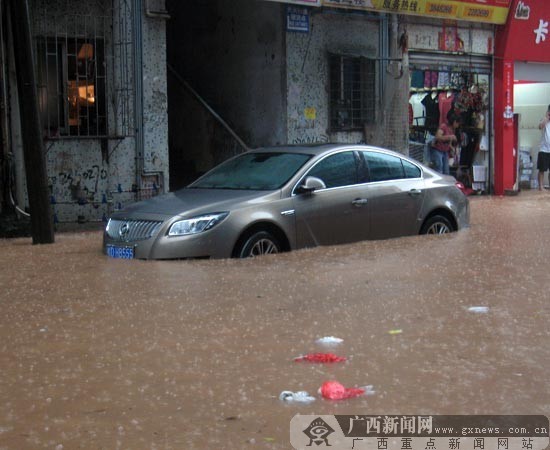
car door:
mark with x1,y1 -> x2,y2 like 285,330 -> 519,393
292,150 -> 371,247
361,151 -> 426,239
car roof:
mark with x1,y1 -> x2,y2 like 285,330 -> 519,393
253,143 -> 409,159
251,143 -> 439,179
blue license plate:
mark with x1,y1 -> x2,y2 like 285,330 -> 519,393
106,245 -> 134,259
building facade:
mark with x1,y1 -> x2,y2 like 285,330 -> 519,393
0,0 -> 169,224
1,0 -> 521,228
494,0 -> 550,194
166,0 -> 408,191
167,0 -> 511,195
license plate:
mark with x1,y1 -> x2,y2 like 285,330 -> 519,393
106,245 -> 134,259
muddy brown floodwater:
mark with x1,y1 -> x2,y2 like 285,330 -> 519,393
1,192 -> 550,449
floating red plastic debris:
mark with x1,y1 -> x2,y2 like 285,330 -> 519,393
294,353 -> 347,363
320,380 -> 365,400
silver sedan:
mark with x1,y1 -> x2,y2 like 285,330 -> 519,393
103,144 -> 469,259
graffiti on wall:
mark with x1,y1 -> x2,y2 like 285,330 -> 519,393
48,164 -> 108,204
292,134 -> 329,144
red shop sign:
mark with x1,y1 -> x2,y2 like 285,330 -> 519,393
500,0 -> 550,61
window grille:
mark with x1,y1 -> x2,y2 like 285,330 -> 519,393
30,0 -> 134,138
329,54 -> 376,132
35,36 -> 107,137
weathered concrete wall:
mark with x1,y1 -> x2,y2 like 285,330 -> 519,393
11,0 -> 169,223
142,10 -> 169,194
26,0 -> 113,223
286,11 -> 380,145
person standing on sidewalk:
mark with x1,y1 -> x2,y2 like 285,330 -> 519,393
431,112 -> 460,175
537,105 -> 550,190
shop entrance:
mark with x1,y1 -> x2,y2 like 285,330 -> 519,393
408,53 -> 492,193
513,63 -> 550,190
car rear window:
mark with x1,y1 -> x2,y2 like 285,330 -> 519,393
363,151 -> 421,181
364,151 -> 405,182
189,152 -> 312,190
402,159 -> 422,178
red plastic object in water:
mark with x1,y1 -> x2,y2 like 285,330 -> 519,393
294,353 -> 346,363
320,381 -> 365,400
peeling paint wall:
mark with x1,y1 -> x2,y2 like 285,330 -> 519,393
286,12 -> 380,145
11,0 -> 169,223
142,12 -> 169,194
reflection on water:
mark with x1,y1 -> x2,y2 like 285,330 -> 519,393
1,192 -> 549,448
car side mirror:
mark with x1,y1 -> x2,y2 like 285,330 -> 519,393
296,176 -> 326,194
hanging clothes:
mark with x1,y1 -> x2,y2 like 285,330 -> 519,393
437,71 -> 450,89
410,70 -> 425,90
422,92 -> 440,134
438,91 -> 455,126
409,92 -> 427,126
459,133 -> 479,168
424,71 -> 438,90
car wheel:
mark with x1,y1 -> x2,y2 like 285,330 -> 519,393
237,231 -> 281,258
420,215 -> 453,235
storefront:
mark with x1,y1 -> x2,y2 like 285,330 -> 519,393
287,0 -> 512,193
407,40 -> 493,192
494,0 -> 550,194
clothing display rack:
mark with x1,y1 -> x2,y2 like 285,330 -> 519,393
408,64 -> 491,193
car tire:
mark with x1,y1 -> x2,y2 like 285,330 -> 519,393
237,231 -> 281,258
420,215 -> 453,235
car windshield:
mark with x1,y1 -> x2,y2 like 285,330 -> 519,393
189,152 -> 312,190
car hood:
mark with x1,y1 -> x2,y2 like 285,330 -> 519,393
112,188 -> 281,219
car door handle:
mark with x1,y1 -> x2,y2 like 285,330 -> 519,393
351,198 -> 368,206
408,189 -> 422,196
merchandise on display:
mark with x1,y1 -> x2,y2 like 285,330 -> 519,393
408,66 -> 491,193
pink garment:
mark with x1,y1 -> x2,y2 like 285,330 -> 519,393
432,123 -> 455,153
438,92 -> 455,125
423,71 -> 438,89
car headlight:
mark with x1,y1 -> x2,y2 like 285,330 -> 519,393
168,212 -> 229,236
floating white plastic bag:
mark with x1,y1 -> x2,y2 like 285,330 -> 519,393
279,391 -> 316,403
316,336 -> 344,345
468,306 -> 489,313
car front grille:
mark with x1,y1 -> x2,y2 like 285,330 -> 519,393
106,219 -> 163,242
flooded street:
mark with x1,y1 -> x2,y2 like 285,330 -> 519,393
1,192 -> 550,449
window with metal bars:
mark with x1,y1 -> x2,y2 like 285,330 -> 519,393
329,54 -> 375,132
36,37 -> 107,138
